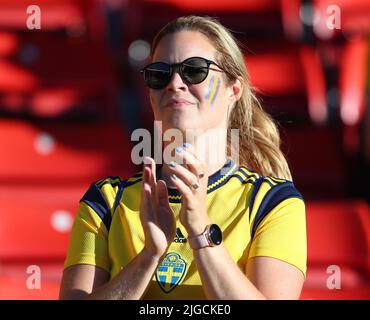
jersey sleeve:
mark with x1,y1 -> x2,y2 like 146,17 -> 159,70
63,182 -> 112,273
248,181 -> 307,276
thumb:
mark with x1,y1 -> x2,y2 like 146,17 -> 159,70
156,180 -> 175,223
156,179 -> 170,209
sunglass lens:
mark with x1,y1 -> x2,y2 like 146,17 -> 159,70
182,58 -> 208,84
144,63 -> 171,89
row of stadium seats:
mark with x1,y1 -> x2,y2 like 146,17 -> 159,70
0,119 -> 135,183
130,0 -> 370,41
1,0 -> 369,38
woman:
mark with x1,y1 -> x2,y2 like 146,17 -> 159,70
59,15 -> 306,300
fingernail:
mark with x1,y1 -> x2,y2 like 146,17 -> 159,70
143,156 -> 151,164
175,147 -> 182,153
183,143 -> 191,148
170,174 -> 177,180
169,161 -> 176,168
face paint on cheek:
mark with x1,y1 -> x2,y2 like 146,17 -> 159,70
205,75 -> 215,100
209,77 -> 221,108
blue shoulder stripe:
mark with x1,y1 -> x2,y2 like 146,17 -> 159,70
251,181 -> 303,239
80,183 -> 112,231
111,178 -> 138,214
80,175 -> 142,231
248,176 -> 265,220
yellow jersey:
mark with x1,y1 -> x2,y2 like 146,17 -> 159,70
64,159 -> 306,299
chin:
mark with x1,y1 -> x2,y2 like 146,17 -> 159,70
165,116 -> 198,132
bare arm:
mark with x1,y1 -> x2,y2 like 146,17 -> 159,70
59,249 -> 160,300
192,246 -> 304,300
192,245 -> 266,300
246,256 -> 305,299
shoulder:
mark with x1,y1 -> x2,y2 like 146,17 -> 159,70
240,169 -> 304,238
232,166 -> 302,196
249,174 -> 304,209
79,172 -> 143,229
81,172 -> 143,203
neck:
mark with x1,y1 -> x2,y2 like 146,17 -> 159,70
158,129 -> 229,188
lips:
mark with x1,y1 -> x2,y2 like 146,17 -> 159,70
164,98 -> 195,108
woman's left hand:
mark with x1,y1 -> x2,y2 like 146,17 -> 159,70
168,143 -> 212,237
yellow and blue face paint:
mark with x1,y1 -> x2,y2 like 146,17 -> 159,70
205,75 -> 221,108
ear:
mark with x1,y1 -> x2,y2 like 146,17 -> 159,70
228,76 -> 243,104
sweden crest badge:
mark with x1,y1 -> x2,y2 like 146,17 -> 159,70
155,252 -> 187,293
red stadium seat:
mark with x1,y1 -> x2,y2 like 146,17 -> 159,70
132,0 -> 284,42
0,184 -> 86,299
0,119 -> 136,183
246,43 -> 327,123
0,31 -> 18,57
301,200 -> 370,299
339,36 -> 369,152
0,184 -> 84,260
0,31 -> 117,119
280,0 -> 302,41
308,36 -> 369,153
281,124 -> 350,199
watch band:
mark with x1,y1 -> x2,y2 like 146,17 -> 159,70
188,232 -> 209,249
188,225 -> 211,250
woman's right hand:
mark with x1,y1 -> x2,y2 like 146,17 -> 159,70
140,156 -> 176,261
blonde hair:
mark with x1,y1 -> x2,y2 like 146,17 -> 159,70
151,16 -> 292,180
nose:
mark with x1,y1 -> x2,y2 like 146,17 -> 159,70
165,71 -> 187,92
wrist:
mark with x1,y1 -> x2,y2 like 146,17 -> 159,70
140,248 -> 162,263
184,219 -> 212,237
188,224 -> 223,250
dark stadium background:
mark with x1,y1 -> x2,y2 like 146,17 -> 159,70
0,0 -> 369,299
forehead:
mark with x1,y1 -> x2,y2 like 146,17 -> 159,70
152,31 -> 217,63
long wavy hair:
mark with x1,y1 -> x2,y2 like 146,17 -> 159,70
150,15 -> 292,180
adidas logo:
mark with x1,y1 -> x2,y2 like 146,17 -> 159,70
174,227 -> 187,243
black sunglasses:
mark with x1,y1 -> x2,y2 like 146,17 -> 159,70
140,56 -> 224,90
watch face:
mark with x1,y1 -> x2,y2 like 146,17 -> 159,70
209,224 -> 222,245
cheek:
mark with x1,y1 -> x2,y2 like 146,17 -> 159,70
149,91 -> 160,110
204,75 -> 221,108
149,92 -> 162,119
149,91 -> 155,105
